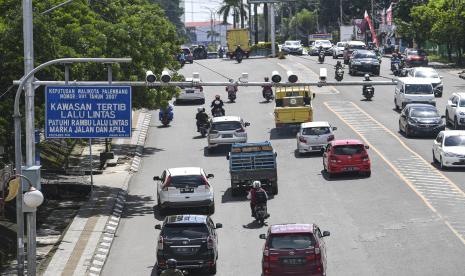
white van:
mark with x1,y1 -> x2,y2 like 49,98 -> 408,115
394,77 -> 436,110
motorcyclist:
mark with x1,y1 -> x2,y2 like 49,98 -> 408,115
235,45 -> 245,58
179,51 -> 186,63
210,95 -> 225,116
262,77 -> 273,98
335,60 -> 343,70
225,79 -> 238,96
362,74 -> 374,98
247,181 -> 268,218
318,45 -> 324,55
195,107 -> 209,131
160,259 -> 184,276
159,103 -> 173,121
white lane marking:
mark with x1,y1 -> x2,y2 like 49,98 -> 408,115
325,100 -> 465,245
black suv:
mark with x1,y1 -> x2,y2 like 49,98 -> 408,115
155,215 -> 222,274
348,50 -> 380,76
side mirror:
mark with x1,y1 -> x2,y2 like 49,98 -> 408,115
226,155 -> 230,160
332,127 -> 337,131
322,231 -> 330,237
207,173 -> 214,178
259,234 -> 266,239
312,93 -> 316,99
451,104 -> 457,108
154,224 -> 162,230
153,176 -> 161,181
440,76 -> 443,79
274,152 -> 278,157
215,223 -> 223,229
245,122 -> 250,127
441,115 -> 446,119
365,145 -> 370,149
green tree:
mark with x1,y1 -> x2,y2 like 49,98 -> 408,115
289,9 -> 318,41
218,0 -> 247,29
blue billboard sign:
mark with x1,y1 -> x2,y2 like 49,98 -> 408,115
45,86 -> 132,138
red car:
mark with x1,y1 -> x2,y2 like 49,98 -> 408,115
322,139 -> 371,178
403,48 -> 428,67
260,223 -> 330,276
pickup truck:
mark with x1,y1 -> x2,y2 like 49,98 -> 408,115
227,142 -> 278,197
274,86 -> 315,129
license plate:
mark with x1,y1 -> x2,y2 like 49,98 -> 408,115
174,247 -> 195,253
282,258 -> 305,265
222,134 -> 233,138
180,188 -> 194,193
312,146 -> 322,150
343,166 -> 358,171
185,90 -> 194,93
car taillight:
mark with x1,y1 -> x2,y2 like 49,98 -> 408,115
362,155 -> 369,162
306,254 -> 316,261
207,236 -> 214,249
327,135 -> 334,142
162,176 -> 171,191
157,236 -> 164,251
299,136 -> 307,143
202,175 -> 210,189
330,156 -> 339,163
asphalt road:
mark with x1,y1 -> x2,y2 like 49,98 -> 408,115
102,55 -> 465,276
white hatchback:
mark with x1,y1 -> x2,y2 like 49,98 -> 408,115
154,167 -> 215,214
207,116 -> 249,151
296,121 -> 336,155
176,78 -> 205,104
432,130 -> 465,169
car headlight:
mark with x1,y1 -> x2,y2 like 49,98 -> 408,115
429,98 -> 435,102
459,112 -> 465,116
408,118 -> 418,125
444,151 -> 459,157
353,61 -> 361,65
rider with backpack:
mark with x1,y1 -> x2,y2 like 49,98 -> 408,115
247,181 -> 268,218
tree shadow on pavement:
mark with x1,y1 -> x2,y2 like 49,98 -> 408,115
269,128 -> 297,140
221,188 -> 248,203
120,194 -> 154,219
143,147 -> 165,157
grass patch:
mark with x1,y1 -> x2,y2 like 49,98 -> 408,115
38,139 -> 86,170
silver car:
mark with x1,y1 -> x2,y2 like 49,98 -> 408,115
207,116 -> 249,152
296,121 -> 336,155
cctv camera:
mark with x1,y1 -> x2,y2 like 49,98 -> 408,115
319,68 -> 327,82
161,70 -> 172,83
146,70 -> 156,83
287,71 -> 298,83
271,71 -> 281,83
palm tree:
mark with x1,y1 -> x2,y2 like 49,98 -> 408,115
218,0 -> 248,28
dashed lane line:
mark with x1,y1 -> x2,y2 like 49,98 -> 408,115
325,100 -> 465,245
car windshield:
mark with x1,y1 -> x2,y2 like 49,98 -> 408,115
444,135 -> 465,147
269,234 -> 315,249
182,49 -> 191,54
302,127 -> 330,136
286,41 -> 300,46
211,121 -> 242,131
355,52 -> 376,59
405,84 -> 433,94
170,175 -> 204,188
415,71 -> 438,78
350,44 -> 366,50
337,42 -> 344,47
410,108 -> 439,118
460,99 -> 465,107
409,50 -> 427,56
333,145 -> 365,155
163,224 -> 209,239
316,41 -> 331,46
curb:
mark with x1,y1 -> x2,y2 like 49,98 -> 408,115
86,111 -> 152,276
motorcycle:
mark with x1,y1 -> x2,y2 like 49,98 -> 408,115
318,51 -> 325,64
218,48 -> 225,58
159,111 -> 173,126
179,58 -> 186,68
363,85 -> 375,101
335,67 -> 344,81
236,51 -> 243,63
211,106 -> 224,117
254,203 -> 269,225
198,121 -> 210,137
228,90 -> 237,102
262,87 -> 273,102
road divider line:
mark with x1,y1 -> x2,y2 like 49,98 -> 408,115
324,101 -> 465,246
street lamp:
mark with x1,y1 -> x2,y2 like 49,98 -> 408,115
202,6 -> 220,46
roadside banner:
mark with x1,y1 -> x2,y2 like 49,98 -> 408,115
353,19 -> 365,41
387,3 -> 393,25
364,10 -> 379,47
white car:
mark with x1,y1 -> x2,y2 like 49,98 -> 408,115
296,121 -> 336,155
281,40 -> 303,55
394,77 -> 436,110
154,167 -> 215,214
407,67 -> 443,97
445,92 -> 465,129
176,78 -> 205,104
332,41 -> 346,59
207,116 -> 249,151
432,130 -> 465,169
310,40 -> 333,56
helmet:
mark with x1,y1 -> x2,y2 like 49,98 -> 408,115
264,77 -> 269,82
215,95 -> 220,99
229,79 -> 234,83
252,181 -> 261,189
364,74 -> 370,81
197,107 -> 203,112
167,259 -> 177,269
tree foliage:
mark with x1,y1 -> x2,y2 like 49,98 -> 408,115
0,0 -> 182,158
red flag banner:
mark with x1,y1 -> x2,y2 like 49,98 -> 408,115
364,10 -> 378,47
387,3 -> 393,25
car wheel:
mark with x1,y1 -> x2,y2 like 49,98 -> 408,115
209,263 -> 217,274
394,99 -> 399,111
344,59 -> 348,65
374,70 -> 380,76
405,125 -> 411,138
208,204 -> 215,215
454,117 -> 459,130
231,187 -> 241,197
445,111 -> 451,127
399,121 -> 403,133
440,157 -> 447,170
271,181 -> 278,195
432,150 -> 438,163
333,54 -> 336,59
362,170 -> 371,177
199,98 -> 205,104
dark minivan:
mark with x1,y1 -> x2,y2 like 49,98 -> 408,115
155,215 -> 222,274
260,223 -> 330,276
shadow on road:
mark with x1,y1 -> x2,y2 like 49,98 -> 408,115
269,128 -> 297,140
221,188 -> 248,203
320,170 -> 370,181
143,147 -> 165,156
294,149 -> 323,159
243,220 -> 267,229
203,146 -> 230,157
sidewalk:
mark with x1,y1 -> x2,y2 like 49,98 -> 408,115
39,109 -> 152,276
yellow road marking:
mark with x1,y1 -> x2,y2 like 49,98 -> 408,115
324,101 -> 465,246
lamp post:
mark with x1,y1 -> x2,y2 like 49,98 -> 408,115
202,6 -> 219,46
14,57 -> 131,276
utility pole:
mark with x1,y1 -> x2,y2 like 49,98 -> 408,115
270,4 -> 276,57
254,3 -> 259,44
340,0 -> 343,26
